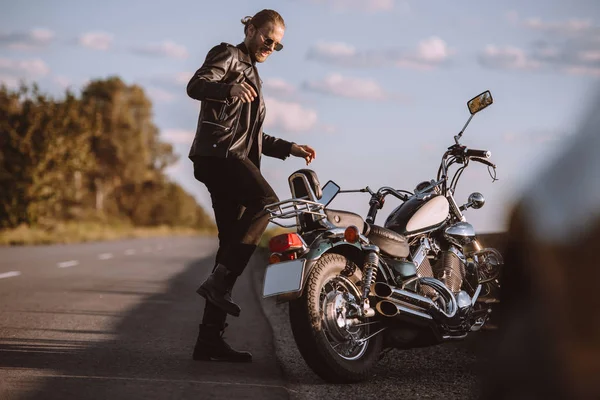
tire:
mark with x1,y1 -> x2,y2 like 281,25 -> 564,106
288,253 -> 384,383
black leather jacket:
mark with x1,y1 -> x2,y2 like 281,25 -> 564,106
187,42 -> 293,168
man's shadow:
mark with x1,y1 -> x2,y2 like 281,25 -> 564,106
1,252 -> 286,400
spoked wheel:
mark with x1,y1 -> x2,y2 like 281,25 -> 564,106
321,274 -> 370,360
289,253 -> 384,383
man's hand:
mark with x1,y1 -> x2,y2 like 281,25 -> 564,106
230,82 -> 257,103
291,143 -> 316,165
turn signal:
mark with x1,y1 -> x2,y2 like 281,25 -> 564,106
344,225 -> 360,243
269,253 -> 282,264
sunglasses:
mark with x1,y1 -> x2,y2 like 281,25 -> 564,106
253,25 -> 283,52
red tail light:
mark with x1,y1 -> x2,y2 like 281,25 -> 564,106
269,233 -> 304,253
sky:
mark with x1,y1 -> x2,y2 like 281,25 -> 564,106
1,0 -> 599,233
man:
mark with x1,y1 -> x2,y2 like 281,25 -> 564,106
186,9 -> 316,363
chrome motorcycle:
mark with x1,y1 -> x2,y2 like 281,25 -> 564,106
262,90 -> 502,383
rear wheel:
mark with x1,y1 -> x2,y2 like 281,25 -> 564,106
289,253 -> 384,383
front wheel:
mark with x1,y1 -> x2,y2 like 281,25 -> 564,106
289,253 -> 384,383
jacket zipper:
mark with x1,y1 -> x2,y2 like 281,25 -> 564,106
201,120 -> 230,131
218,104 -> 227,121
205,97 -> 229,121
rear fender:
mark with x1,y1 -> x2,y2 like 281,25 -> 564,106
266,238 -> 391,304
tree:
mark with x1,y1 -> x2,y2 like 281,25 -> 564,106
0,79 -> 215,232
0,84 -> 95,227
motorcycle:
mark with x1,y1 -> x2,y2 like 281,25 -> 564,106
261,90 -> 503,383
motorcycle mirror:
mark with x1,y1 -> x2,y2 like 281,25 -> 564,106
319,180 -> 341,206
455,90 -> 494,144
468,192 -> 486,209
467,90 -> 493,115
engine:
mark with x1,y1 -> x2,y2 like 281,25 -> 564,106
413,240 -> 467,297
432,250 -> 466,293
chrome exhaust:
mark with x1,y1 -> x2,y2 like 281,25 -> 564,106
375,300 -> 433,320
372,279 -> 459,320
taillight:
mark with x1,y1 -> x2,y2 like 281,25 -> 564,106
269,233 -> 304,253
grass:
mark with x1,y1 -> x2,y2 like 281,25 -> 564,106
0,222 -> 215,246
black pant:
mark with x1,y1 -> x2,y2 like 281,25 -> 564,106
193,156 -> 279,327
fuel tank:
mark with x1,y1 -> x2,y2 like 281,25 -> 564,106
384,194 -> 450,236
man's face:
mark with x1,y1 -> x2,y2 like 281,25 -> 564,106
247,21 -> 285,63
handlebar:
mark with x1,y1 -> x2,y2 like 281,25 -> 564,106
377,186 -> 410,202
344,186 -> 412,224
471,156 -> 496,169
465,148 -> 491,158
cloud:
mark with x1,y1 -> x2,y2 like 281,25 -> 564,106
263,97 -> 318,133
0,75 -> 19,88
53,75 -> 72,89
262,78 -> 296,97
487,16 -> 600,76
51,76 -> 90,92
0,57 -> 50,79
303,73 -> 393,101
307,37 -> 453,70
147,87 -> 177,103
523,17 -> 593,36
0,28 -> 55,50
0,58 -> 50,88
400,36 -> 452,69
147,72 -> 191,97
478,45 -> 541,71
563,65 -> 600,77
161,129 -> 195,144
503,129 -> 573,145
132,41 -> 189,59
78,32 -> 114,51
303,0 -> 397,12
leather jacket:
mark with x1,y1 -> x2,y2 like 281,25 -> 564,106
187,42 -> 293,168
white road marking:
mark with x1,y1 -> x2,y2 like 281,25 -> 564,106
124,249 -> 136,256
0,271 -> 21,279
57,260 -> 79,268
0,373 -> 295,392
98,253 -> 113,260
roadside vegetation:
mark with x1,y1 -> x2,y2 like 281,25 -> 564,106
0,78 -> 216,245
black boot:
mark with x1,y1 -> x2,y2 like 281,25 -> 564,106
196,264 -> 241,317
192,323 -> 252,362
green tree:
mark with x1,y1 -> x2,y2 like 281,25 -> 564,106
0,79 -> 215,233
0,84 -> 95,227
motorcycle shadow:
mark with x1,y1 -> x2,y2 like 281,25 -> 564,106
251,249 -> 498,400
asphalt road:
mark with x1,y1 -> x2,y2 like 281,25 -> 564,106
0,237 -> 289,400
1,236 -> 500,400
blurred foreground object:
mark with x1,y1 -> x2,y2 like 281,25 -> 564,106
481,85 -> 600,399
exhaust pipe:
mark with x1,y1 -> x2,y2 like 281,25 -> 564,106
372,280 -> 458,320
375,300 -> 433,320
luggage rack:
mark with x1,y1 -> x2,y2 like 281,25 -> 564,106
264,198 -> 327,228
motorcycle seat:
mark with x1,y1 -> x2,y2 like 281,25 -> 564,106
367,224 -> 410,259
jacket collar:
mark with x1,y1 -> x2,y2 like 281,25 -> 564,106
236,42 -> 262,93
236,42 -> 255,66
